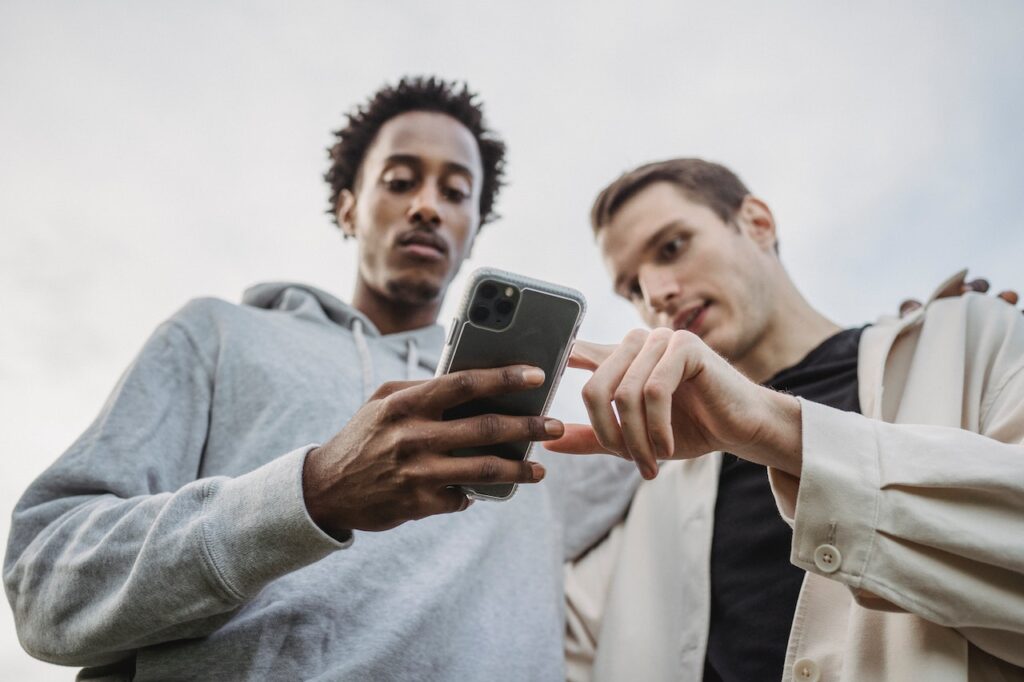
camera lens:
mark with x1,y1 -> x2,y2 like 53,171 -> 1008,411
495,299 -> 513,316
479,283 -> 498,299
470,305 -> 490,323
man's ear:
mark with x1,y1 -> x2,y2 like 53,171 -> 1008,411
336,189 -> 357,239
737,195 -> 778,253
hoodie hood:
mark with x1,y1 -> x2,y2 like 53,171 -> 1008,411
241,283 -> 445,384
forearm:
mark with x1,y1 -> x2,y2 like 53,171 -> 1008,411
4,447 -> 346,665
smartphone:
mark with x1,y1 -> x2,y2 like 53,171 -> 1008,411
436,267 -> 586,500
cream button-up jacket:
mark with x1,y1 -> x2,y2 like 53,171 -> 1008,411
565,288 -> 1024,681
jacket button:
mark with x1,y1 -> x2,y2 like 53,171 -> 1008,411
794,657 -> 821,681
813,544 -> 842,573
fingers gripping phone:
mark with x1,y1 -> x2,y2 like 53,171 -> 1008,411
436,268 -> 586,500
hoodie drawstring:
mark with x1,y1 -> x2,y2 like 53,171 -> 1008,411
352,320 -> 422,402
351,319 -> 375,403
406,339 -> 419,381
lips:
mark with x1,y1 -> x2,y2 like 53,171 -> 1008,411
396,230 -> 448,259
673,301 -> 712,333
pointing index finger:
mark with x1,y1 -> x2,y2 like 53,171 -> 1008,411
569,340 -> 616,371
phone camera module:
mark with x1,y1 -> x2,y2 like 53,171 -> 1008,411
470,305 -> 490,324
469,281 -> 518,330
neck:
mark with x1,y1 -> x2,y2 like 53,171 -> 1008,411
352,279 -> 440,336
733,275 -> 842,384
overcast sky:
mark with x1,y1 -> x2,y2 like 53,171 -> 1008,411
2,1 -> 1023,677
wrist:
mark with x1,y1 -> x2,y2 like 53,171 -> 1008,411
740,389 -> 803,476
302,447 -> 352,540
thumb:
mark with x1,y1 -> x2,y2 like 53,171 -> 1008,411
544,424 -> 619,456
569,340 -> 616,371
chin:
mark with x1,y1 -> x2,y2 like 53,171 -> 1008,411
385,273 -> 443,306
700,327 -> 734,358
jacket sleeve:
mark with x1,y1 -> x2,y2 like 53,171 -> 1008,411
769,364 -> 1024,666
3,320 -> 347,667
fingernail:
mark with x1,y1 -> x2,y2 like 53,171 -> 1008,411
530,462 -> 546,481
523,367 -> 545,385
968,278 -> 990,293
544,419 -> 563,437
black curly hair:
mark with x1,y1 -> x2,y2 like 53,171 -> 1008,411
325,76 -> 507,229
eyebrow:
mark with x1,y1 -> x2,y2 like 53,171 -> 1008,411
383,154 -> 475,180
612,219 -> 692,295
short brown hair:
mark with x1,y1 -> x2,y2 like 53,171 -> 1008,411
590,158 -> 750,232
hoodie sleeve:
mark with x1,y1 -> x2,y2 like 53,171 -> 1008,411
538,447 -> 640,561
3,318 -> 348,667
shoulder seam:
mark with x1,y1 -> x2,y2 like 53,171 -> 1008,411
164,319 -> 216,379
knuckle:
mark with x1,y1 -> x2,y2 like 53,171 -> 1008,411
581,379 -> 605,405
416,431 -> 438,453
476,414 -> 503,442
477,457 -> 502,482
379,394 -> 408,420
643,380 -> 667,402
451,371 -> 477,395
371,381 -> 398,400
380,431 -> 403,457
526,416 -> 546,441
516,461 -> 534,482
625,328 -> 648,346
649,327 -> 673,344
500,366 -> 520,388
613,385 -> 636,408
672,329 -> 698,348
393,466 -> 416,495
397,430 -> 425,455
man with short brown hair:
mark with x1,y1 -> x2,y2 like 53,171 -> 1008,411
556,157 -> 1024,682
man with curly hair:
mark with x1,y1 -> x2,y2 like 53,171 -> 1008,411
5,76 -> 635,681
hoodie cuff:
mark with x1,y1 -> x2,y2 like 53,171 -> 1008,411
200,445 -> 352,601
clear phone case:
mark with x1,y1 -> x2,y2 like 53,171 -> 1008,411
436,267 -> 587,500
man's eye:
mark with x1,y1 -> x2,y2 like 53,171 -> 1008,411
386,178 -> 414,192
659,236 -> 686,259
443,187 -> 467,202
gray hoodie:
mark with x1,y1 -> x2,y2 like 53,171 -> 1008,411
5,283 -> 636,681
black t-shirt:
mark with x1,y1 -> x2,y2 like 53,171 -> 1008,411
703,326 -> 865,682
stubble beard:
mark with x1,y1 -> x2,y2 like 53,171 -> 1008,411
386,275 -> 442,307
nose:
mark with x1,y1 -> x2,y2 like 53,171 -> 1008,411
408,184 -> 441,227
638,265 -> 681,315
